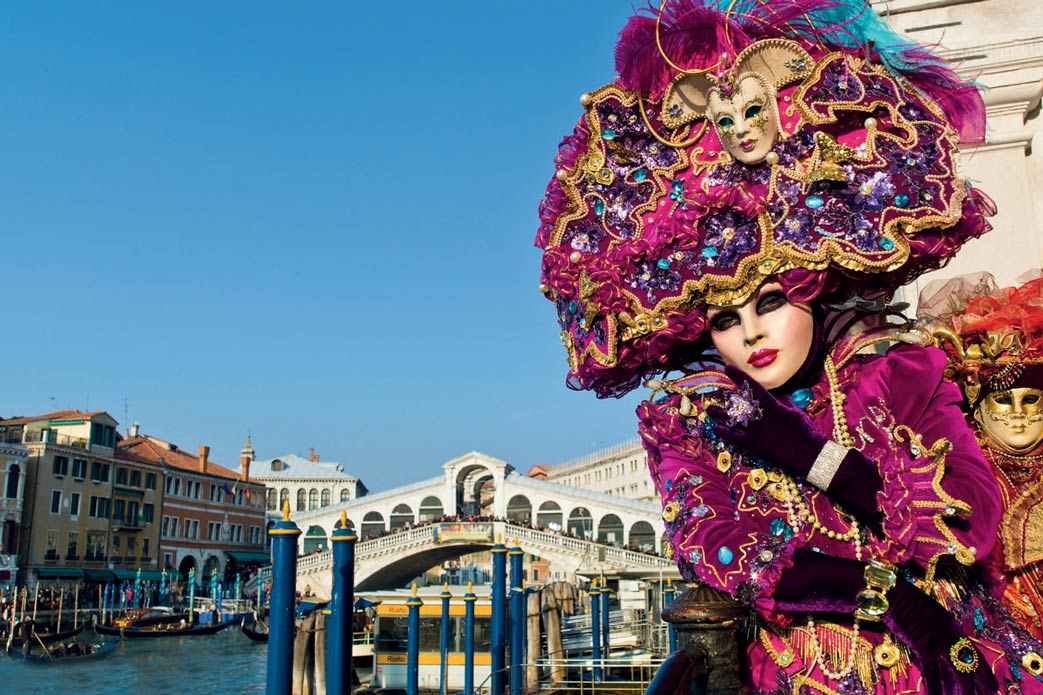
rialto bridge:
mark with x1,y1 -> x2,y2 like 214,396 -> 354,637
285,452 -> 675,594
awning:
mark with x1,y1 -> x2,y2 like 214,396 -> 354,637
112,569 -> 140,580
138,570 -> 165,581
84,569 -> 117,582
36,568 -> 85,579
226,551 -> 271,564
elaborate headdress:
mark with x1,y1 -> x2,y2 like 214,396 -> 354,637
536,0 -> 994,397
918,272 -> 1043,404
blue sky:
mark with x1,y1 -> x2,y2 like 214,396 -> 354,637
0,2 -> 651,491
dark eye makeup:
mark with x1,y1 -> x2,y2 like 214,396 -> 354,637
756,291 -> 788,314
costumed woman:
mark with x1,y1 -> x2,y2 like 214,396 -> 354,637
534,1 -> 1043,693
920,272 -> 1043,641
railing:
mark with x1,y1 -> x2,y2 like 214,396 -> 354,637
21,431 -> 89,448
504,524 -> 672,568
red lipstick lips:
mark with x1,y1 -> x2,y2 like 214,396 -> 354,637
747,348 -> 778,367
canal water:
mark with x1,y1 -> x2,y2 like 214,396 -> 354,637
0,630 -> 267,694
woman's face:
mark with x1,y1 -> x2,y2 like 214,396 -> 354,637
975,388 -> 1043,454
707,283 -> 815,390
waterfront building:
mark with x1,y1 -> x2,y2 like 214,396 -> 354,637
0,437 -> 28,587
530,439 -> 658,506
251,450 -> 367,551
0,409 -> 125,584
118,433 -> 268,581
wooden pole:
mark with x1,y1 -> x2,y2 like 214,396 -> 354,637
32,584 -> 39,621
57,588 -> 64,633
526,589 -> 541,688
293,612 -> 316,695
74,584 -> 80,629
314,611 -> 327,695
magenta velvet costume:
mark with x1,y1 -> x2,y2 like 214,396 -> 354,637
533,1 -> 1043,693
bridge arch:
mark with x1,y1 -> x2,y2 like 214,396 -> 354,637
629,520 -> 656,552
303,525 -> 328,553
506,495 -> 532,524
536,501 -> 562,530
419,496 -> 444,521
567,507 -> 593,539
598,514 -> 624,546
361,511 -> 385,539
390,504 -> 414,531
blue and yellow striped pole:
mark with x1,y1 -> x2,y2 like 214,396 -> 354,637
326,511 -> 357,695
600,580 -> 610,659
406,583 -> 423,695
440,583 -> 452,695
266,500 -> 301,695
490,536 -> 507,695
463,581 -> 476,695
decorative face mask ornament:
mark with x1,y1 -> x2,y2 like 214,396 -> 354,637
976,387 -> 1043,455
660,40 -> 812,165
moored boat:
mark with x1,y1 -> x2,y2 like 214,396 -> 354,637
7,637 -> 121,663
4,621 -> 86,651
93,617 -> 238,638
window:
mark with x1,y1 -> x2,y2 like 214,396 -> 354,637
249,526 -> 261,544
115,467 -> 129,485
141,538 -> 149,559
163,552 -> 173,569
145,472 -> 157,490
90,462 -> 110,483
66,531 -> 79,559
70,492 -> 81,519
46,530 -> 59,559
90,496 -> 111,519
210,484 -> 220,502
280,488 -> 289,509
267,489 -> 277,511
161,516 -> 170,537
53,456 -> 69,477
296,489 -> 306,511
308,488 -> 318,510
340,489 -> 350,503
127,501 -> 140,526
5,464 -> 19,498
321,489 -> 331,507
86,532 -> 105,560
170,517 -> 179,537
142,503 -> 154,524
111,535 -> 121,555
72,458 -> 87,479
130,470 -> 142,487
90,422 -> 116,448
113,499 -> 126,521
208,521 -> 220,540
50,490 -> 62,514
126,536 -> 136,558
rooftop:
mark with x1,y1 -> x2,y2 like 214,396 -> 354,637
118,434 -> 262,484
252,453 -> 359,481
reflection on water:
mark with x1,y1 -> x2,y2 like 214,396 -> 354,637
0,630 -> 267,694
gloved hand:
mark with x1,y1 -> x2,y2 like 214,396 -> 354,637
706,365 -> 882,525
773,551 -> 995,695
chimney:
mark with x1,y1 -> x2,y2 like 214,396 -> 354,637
198,445 -> 210,473
309,448 -> 319,463
130,422 -> 140,437
240,453 -> 251,482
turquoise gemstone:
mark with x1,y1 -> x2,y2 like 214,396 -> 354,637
602,129 -> 617,140
880,238 -> 895,251
633,168 -> 648,182
701,246 -> 719,259
656,258 -> 670,270
894,193 -> 910,207
665,479 -> 673,491
958,646 -> 975,664
770,518 -> 786,536
568,301 -> 578,315
806,195 -> 824,209
790,388 -> 814,410
974,607 -> 986,631
594,200 -> 605,215
717,546 -> 734,565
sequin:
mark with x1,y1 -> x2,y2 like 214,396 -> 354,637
894,193 -> 910,207
805,195 -> 825,209
879,238 -> 895,251
973,607 -> 986,631
602,129 -> 617,140
664,479 -> 673,492
594,200 -> 605,215
656,258 -> 671,270
717,546 -> 734,565
701,246 -> 719,259
790,388 -> 814,410
770,518 -> 788,536
633,168 -> 648,182
568,301 -> 578,315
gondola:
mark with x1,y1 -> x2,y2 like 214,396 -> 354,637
240,618 -> 269,643
7,637 -> 121,663
4,622 -> 86,650
93,617 -> 238,638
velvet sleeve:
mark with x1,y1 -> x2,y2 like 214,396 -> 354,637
858,344 -> 1001,574
638,395 -> 803,620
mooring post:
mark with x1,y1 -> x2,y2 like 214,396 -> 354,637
464,581 -> 477,695
406,583 -> 423,695
589,580 -> 601,683
664,579 -> 677,654
490,536 -> 507,695
326,510 -> 357,695
600,580 -> 610,661
509,539 -> 525,695
440,583 -> 452,695
267,499 -> 301,695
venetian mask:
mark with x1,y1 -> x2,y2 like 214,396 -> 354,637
660,39 -> 813,165
707,76 -> 778,165
976,387 -> 1043,454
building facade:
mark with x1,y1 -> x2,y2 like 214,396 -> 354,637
532,439 -> 658,504
0,438 -> 28,587
118,433 -> 268,581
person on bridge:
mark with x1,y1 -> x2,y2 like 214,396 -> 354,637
533,1 -> 1043,693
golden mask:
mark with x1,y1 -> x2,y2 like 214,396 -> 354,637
976,387 -> 1043,454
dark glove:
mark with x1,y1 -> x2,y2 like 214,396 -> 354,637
706,365 -> 882,526
772,551 -> 995,695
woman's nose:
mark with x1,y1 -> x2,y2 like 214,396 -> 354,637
742,313 -> 763,346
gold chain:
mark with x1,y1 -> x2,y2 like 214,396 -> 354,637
806,615 -> 861,681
